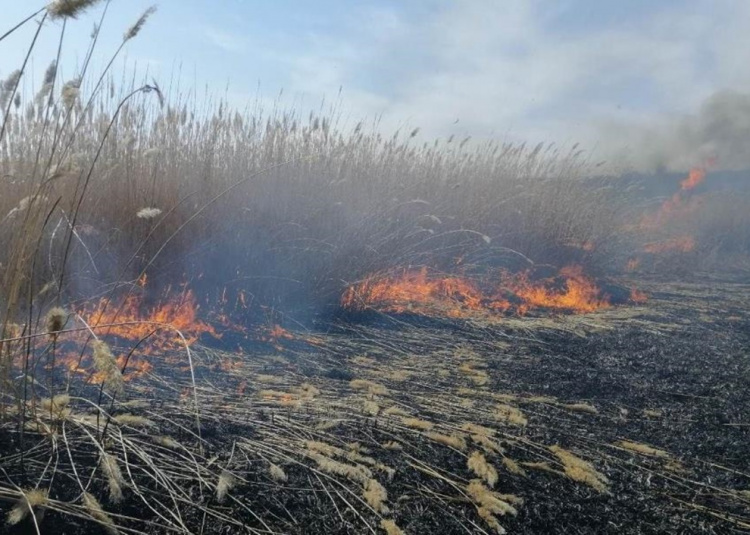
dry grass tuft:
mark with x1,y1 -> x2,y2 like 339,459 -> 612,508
112,414 -> 155,428
494,404 -> 527,427
82,492 -> 118,535
616,440 -> 670,458
383,405 -> 410,417
363,400 -> 380,416
152,435 -> 181,449
501,457 -> 526,476
401,417 -> 434,431
307,452 -> 372,485
363,478 -> 389,513
350,379 -> 388,396
549,445 -> 609,492
101,453 -> 125,503
380,518 -> 405,535
461,423 -> 496,437
216,470 -> 237,503
466,480 -> 520,534
382,441 -> 403,451
468,451 -> 498,487
92,341 -> 124,395
45,307 -> 67,334
269,463 -> 287,482
561,402 -> 598,414
40,394 -> 71,418
426,432 -> 467,451
6,489 -> 48,526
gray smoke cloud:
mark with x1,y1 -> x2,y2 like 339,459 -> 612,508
602,90 -> 750,172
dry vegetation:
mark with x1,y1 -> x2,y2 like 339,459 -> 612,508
1,3 -> 750,534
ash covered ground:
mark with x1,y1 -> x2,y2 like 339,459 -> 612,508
3,275 -> 749,534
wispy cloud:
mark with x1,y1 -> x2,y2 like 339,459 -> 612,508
269,0 -> 750,167
203,26 -> 247,53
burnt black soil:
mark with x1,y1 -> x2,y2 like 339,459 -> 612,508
2,277 -> 749,534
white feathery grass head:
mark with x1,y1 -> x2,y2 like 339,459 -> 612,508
380,519 -> 404,535
468,451 -> 498,487
124,6 -> 157,41
82,492 -> 118,535
112,414 -> 154,427
91,340 -> 124,395
216,470 -> 236,503
136,207 -> 162,219
47,0 -> 103,19
6,489 -> 48,526
153,435 -> 181,449
101,453 -> 124,503
362,478 -> 388,513
45,306 -> 67,334
269,463 -> 287,482
0,70 -> 22,109
61,78 -> 81,109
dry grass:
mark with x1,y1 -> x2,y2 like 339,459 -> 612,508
468,451 -> 498,487
549,445 -> 609,493
0,4 -> 747,535
615,440 -> 670,458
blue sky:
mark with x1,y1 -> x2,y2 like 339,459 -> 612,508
1,0 -> 748,163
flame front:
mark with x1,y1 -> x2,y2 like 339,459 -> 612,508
79,286 -> 218,351
342,265 -> 618,318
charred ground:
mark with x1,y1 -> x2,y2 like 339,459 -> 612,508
3,274 -> 748,534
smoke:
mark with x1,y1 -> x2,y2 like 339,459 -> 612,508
602,90 -> 750,172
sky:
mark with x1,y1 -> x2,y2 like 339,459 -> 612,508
2,0 -> 749,169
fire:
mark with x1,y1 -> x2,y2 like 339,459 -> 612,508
342,265 -> 615,318
79,285 -> 218,351
639,163 -> 711,230
342,267 -> 486,318
501,265 -> 610,314
680,166 -> 707,191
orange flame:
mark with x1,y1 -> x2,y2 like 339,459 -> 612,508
680,166 -> 706,191
501,265 -> 609,314
639,163 -> 710,231
629,288 -> 648,304
342,265 -> 616,318
79,286 -> 218,352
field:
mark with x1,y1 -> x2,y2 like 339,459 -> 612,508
2,4 -> 750,534
3,275 -> 750,534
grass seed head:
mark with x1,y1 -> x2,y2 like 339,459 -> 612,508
380,519 -> 405,535
82,492 -> 118,535
6,489 -> 48,526
92,340 -> 124,395
45,306 -> 67,334
468,451 -> 498,487
47,0 -> 103,19
124,6 -> 157,41
101,453 -> 124,503
269,463 -> 287,482
362,479 -> 388,513
216,470 -> 237,503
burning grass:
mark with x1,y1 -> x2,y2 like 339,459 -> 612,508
1,3 -> 750,534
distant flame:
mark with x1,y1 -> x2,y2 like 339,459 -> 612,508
680,166 -> 707,191
640,163 -> 711,230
